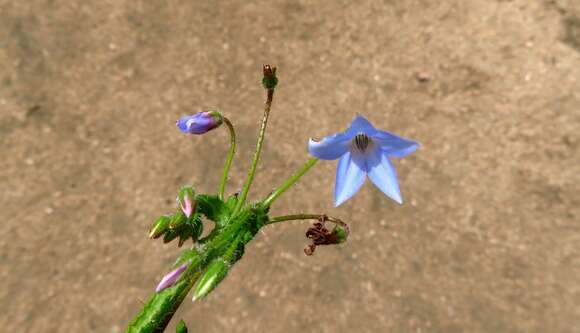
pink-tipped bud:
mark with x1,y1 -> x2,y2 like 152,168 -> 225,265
155,263 -> 188,293
177,186 -> 196,218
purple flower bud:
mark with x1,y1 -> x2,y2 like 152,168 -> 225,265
176,111 -> 223,135
155,263 -> 188,293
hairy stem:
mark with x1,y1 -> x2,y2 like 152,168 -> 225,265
233,88 -> 275,215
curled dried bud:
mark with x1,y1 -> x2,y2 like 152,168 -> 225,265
304,215 -> 350,256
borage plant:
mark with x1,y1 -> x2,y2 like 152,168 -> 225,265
126,66 -> 419,333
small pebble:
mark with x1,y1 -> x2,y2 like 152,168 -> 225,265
416,71 -> 431,82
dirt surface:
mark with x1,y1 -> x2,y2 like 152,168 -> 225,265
1,1 -> 579,332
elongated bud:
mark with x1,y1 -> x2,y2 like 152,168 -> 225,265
155,263 -> 188,292
192,259 -> 229,301
176,111 -> 223,135
177,186 -> 197,218
176,320 -> 188,333
149,215 -> 171,239
169,211 -> 187,230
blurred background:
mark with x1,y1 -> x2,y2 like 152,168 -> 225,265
1,1 -> 579,332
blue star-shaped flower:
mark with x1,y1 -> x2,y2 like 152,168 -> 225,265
308,114 -> 419,206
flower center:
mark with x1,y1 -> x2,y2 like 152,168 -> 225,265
352,133 -> 371,153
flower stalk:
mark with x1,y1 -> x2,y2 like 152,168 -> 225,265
261,157 -> 318,208
218,117 -> 236,200
233,65 -> 277,215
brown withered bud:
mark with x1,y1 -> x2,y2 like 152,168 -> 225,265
304,215 -> 349,256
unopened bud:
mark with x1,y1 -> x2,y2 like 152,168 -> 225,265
169,211 -> 187,230
176,111 -> 223,135
177,186 -> 197,218
149,215 -> 171,239
155,263 -> 188,293
192,259 -> 229,301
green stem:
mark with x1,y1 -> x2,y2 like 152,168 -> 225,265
233,89 -> 275,215
266,213 -> 347,227
218,117 -> 236,201
125,268 -> 202,333
261,158 -> 318,208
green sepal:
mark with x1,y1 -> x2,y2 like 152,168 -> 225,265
177,186 -> 196,205
189,215 -> 203,241
176,320 -> 188,333
163,229 -> 179,244
262,76 -> 278,90
170,211 -> 187,230
225,193 -> 238,212
262,65 -> 278,90
246,204 -> 270,235
149,215 -> 172,239
173,249 -> 201,269
206,110 -> 224,127
192,259 -> 229,301
333,224 -> 349,244
178,228 -> 191,247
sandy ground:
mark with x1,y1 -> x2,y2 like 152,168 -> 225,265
1,1 -> 579,332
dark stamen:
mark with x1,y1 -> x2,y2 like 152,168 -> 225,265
353,133 -> 370,152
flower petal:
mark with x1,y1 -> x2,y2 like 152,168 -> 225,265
345,114 -> 377,137
373,130 -> 420,158
308,133 -> 351,160
156,263 -> 188,292
176,112 -> 222,135
334,152 -> 367,206
367,148 -> 403,204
